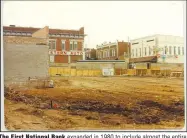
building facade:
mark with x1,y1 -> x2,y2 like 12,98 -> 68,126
3,25 -> 85,64
85,48 -> 97,60
130,34 -> 184,63
48,27 -> 85,64
96,41 -> 130,60
3,26 -> 49,84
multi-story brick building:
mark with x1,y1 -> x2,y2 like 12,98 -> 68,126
96,41 -> 130,60
3,25 -> 85,64
85,48 -> 97,60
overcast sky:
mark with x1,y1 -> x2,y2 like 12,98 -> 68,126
2,1 -> 185,48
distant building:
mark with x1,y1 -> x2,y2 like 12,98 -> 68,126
85,48 -> 97,60
130,34 -> 184,63
3,25 -> 86,64
96,41 -> 130,60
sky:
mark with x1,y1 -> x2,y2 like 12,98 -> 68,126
2,1 -> 185,48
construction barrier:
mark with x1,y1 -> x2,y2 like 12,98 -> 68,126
49,67 -> 183,78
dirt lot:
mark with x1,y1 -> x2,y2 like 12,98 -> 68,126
4,76 -> 185,130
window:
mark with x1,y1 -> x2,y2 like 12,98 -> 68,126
70,41 -> 73,50
74,41 -> 77,50
49,56 -> 54,63
178,47 -> 180,55
70,41 -> 77,50
139,48 -> 141,57
144,47 -> 146,56
61,41 -> 65,50
111,49 -> 115,57
182,47 -> 184,55
132,49 -> 134,57
49,40 -> 56,50
169,46 -> 172,55
113,49 -> 116,56
174,46 -> 176,55
164,46 -> 167,54
107,50 -> 110,57
149,47 -> 151,55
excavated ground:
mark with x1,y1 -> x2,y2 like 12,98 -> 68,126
4,76 -> 185,130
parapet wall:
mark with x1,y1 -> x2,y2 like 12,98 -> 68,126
3,36 -> 47,45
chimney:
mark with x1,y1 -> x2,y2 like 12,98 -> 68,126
79,27 -> 84,34
10,25 -> 15,27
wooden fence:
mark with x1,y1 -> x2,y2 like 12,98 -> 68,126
49,67 -> 184,77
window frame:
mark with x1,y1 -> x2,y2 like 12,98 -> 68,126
174,46 -> 176,55
178,47 -> 181,55
169,46 -> 172,55
61,40 -> 66,51
49,39 -> 56,50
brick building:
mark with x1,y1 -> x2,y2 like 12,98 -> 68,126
96,41 -> 130,60
85,48 -> 97,60
3,26 -> 49,84
3,25 -> 85,64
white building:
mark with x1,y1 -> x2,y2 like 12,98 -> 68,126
130,34 -> 184,63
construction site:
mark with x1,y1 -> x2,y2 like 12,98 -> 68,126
5,76 -> 184,130
3,26 -> 185,130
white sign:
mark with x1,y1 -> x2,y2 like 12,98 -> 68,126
49,55 -> 54,62
49,50 -> 83,55
102,68 -> 114,76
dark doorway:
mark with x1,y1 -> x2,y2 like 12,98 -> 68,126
147,63 -> 151,69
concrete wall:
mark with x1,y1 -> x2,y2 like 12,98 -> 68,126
76,62 -> 127,69
4,43 -> 49,84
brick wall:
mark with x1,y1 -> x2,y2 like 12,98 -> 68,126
118,42 -> 130,57
32,26 -> 49,39
55,55 -> 68,63
96,45 -> 118,60
3,36 -> 47,45
4,43 -> 49,84
49,37 -> 83,51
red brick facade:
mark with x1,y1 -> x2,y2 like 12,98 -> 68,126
96,41 -> 130,60
85,48 -> 97,59
3,25 -> 85,64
